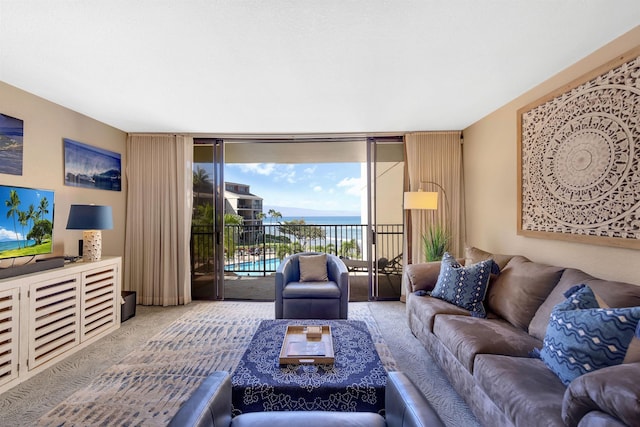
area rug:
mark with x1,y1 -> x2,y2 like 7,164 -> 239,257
232,319 -> 387,414
37,302 -> 396,426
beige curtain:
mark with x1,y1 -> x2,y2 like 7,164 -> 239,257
125,134 -> 193,306
404,131 -> 465,265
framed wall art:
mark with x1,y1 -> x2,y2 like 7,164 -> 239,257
518,46 -> 640,249
0,113 -> 24,176
64,138 -> 121,191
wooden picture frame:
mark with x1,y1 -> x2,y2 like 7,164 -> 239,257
517,45 -> 640,249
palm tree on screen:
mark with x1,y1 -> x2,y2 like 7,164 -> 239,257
5,189 -> 21,248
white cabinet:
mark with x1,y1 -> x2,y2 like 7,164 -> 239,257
0,257 -> 121,394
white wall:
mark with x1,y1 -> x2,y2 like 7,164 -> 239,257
0,81 -> 127,264
462,26 -> 640,285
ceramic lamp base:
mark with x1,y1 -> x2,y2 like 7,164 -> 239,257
82,230 -> 102,262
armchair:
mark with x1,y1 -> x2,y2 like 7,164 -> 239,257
275,252 -> 349,319
169,371 -> 445,427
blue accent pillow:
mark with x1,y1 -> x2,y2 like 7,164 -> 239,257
538,285 -> 640,385
430,252 -> 497,318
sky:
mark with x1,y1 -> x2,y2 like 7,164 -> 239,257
207,162 -> 364,216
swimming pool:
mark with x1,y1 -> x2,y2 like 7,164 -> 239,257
226,257 -> 280,275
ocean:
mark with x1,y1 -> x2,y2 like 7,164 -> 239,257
273,215 -> 362,225
0,239 -> 36,251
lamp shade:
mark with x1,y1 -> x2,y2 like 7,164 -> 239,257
66,205 -> 113,230
403,191 -> 438,210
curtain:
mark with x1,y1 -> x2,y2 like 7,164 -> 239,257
125,134 -> 193,306
404,131 -> 465,266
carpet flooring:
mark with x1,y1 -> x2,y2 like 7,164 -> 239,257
0,301 -> 480,427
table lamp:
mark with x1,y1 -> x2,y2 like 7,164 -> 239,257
66,204 -> 113,262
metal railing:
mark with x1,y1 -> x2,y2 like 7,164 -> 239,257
191,223 -> 403,276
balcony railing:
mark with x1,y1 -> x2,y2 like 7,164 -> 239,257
191,223 -> 403,276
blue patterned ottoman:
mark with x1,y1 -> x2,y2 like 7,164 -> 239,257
231,319 -> 387,415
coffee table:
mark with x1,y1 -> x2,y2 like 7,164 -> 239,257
231,319 -> 387,415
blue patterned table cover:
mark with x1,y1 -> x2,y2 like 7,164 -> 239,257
231,319 -> 387,415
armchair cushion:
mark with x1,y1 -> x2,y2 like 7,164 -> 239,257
299,253 -> 328,282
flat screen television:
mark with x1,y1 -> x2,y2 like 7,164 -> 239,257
0,185 -> 55,260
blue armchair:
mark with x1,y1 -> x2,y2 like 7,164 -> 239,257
275,252 -> 349,319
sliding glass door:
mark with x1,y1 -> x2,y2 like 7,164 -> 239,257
190,136 -> 404,301
366,137 -> 405,300
192,138 -> 225,300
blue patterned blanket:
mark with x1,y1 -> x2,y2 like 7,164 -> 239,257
232,319 -> 387,415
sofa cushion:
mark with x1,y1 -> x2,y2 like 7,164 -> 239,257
473,354 -> 566,427
299,254 -> 328,282
464,246 -> 514,271
529,268 -> 640,341
486,256 -> 564,331
538,285 -> 640,385
433,314 -> 542,373
431,252 -> 498,318
407,294 -> 472,334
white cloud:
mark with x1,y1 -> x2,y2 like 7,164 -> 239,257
337,177 -> 363,196
237,163 -> 276,176
0,227 -> 21,241
303,166 -> 317,175
313,185 -> 322,192
274,165 -> 296,184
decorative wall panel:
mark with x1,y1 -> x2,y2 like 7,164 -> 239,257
518,46 -> 640,249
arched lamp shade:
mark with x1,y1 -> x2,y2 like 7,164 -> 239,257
403,191 -> 438,210
66,205 -> 113,262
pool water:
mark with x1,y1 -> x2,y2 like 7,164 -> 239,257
226,257 -> 280,275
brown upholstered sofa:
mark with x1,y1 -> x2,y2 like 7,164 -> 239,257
404,247 -> 640,427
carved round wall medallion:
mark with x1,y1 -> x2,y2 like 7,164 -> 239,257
521,56 -> 640,241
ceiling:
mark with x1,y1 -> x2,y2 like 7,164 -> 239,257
1,1 -> 639,134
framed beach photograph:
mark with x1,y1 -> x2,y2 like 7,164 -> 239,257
0,113 -> 24,176
64,138 -> 122,191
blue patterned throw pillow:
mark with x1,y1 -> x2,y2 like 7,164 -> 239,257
431,252 -> 497,318
538,285 -> 640,385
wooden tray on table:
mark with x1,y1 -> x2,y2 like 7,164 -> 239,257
279,325 -> 334,365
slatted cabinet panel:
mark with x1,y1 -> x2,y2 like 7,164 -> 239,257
28,274 -> 81,370
0,257 -> 121,395
0,287 -> 20,388
81,265 -> 117,341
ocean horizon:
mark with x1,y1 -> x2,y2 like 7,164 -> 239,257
265,215 -> 362,225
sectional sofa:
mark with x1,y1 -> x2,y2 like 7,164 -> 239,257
404,247 -> 640,427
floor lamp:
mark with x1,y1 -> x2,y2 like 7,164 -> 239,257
403,181 -> 449,262
66,204 -> 113,262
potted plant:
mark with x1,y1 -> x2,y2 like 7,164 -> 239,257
422,224 -> 449,262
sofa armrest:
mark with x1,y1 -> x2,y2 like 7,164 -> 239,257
169,372 -> 232,427
403,262 -> 443,294
562,362 -> 640,427
385,371 -> 445,427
